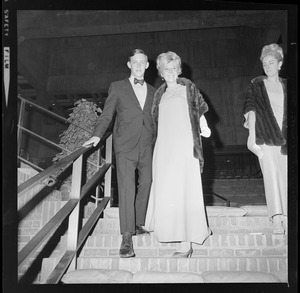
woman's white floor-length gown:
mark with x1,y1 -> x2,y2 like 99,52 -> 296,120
145,84 -> 211,244
243,81 -> 287,220
258,82 -> 287,219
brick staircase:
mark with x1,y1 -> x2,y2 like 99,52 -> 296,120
18,167 -> 288,283
41,206 -> 288,283
18,167 -> 67,283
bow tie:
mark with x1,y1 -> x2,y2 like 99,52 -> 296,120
134,78 -> 145,85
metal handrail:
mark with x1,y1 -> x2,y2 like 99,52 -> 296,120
18,199 -> 78,267
17,93 -> 113,284
17,94 -> 100,169
18,146 -> 92,197
18,135 -> 112,283
17,94 -> 93,133
18,125 -> 65,151
45,197 -> 110,284
18,156 -> 44,172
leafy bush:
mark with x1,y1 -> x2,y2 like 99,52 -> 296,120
53,99 -> 104,185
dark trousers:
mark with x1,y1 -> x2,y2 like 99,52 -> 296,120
115,143 -> 152,234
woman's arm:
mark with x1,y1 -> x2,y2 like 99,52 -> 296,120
245,111 -> 263,159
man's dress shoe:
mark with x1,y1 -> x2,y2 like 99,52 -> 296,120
119,232 -> 135,258
135,225 -> 150,235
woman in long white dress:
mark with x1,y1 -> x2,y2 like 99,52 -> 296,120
145,51 -> 212,257
243,44 -> 287,234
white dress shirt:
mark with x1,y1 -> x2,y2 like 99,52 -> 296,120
129,76 -> 147,110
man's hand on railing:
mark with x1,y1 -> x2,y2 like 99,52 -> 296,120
83,136 -> 101,147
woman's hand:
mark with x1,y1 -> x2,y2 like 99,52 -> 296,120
83,136 -> 101,147
200,115 -> 211,137
200,126 -> 211,138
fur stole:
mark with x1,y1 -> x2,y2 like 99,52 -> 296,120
152,77 -> 208,172
243,76 -> 287,155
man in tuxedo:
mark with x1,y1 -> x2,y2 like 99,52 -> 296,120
83,49 -> 156,257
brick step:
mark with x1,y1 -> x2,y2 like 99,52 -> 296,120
40,255 -> 287,283
86,216 -> 274,235
18,167 -> 39,185
18,184 -> 64,210
204,194 -> 266,205
78,233 -> 287,259
75,256 -> 287,276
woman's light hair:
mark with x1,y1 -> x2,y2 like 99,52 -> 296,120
260,43 -> 284,62
156,51 -> 182,77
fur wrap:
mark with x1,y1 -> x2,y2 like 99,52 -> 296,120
243,76 -> 287,155
152,77 -> 209,172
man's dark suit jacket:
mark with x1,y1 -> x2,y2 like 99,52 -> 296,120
93,78 -> 156,153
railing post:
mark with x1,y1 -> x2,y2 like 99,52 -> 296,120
17,98 -> 25,155
104,134 -> 112,208
67,154 -> 83,271
94,148 -> 102,207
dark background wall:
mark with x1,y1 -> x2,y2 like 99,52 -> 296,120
17,10 -> 287,163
